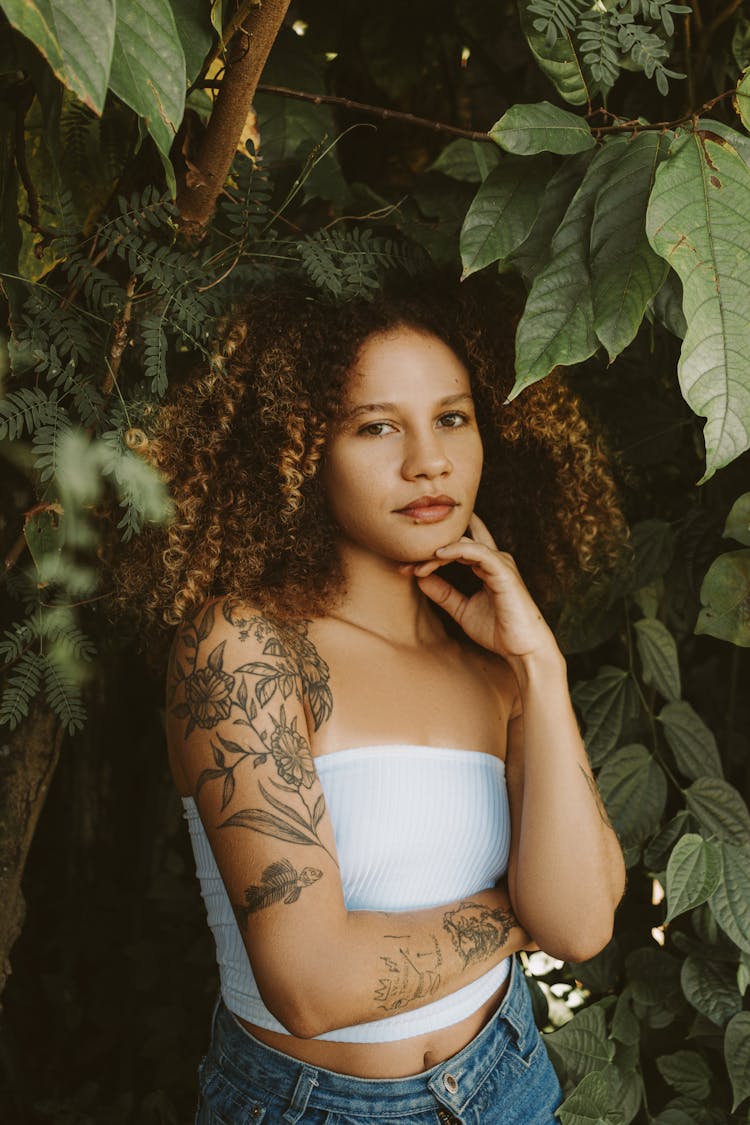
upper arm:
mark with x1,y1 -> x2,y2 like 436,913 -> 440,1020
166,597 -> 344,1031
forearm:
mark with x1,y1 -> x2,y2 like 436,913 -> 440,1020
254,881 -> 527,1038
508,649 -> 625,962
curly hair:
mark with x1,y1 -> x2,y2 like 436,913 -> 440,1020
112,273 -> 626,654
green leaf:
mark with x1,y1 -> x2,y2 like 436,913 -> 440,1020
556,1069 -> 621,1125
657,701 -> 723,780
664,834 -> 722,923
490,101 -> 595,156
590,131 -> 670,360
1,0 -> 116,113
460,157 -> 551,278
735,66 -> 750,134
696,549 -> 750,646
517,0 -> 590,106
513,138 -> 626,395
681,955 -> 743,1026
617,519 -> 675,595
709,842 -> 750,953
507,151 -> 592,282
167,0 -> 213,85
646,128 -> 750,479
597,744 -> 667,847
643,810 -> 691,871
652,271 -> 687,339
724,493 -> 750,546
429,139 -> 500,183
725,1011 -> 750,1111
685,776 -> 750,844
108,0 -> 186,159
633,618 -> 681,701
656,1051 -> 712,1101
611,989 -> 640,1045
571,666 -> 640,767
544,1001 -> 614,1085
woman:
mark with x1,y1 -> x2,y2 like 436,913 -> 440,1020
123,276 -> 626,1123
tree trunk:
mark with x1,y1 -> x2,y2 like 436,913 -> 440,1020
0,706 -> 64,1002
177,0 -> 291,235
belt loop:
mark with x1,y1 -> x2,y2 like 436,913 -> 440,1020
282,1065 -> 320,1123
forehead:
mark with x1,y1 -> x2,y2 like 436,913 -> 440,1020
344,327 -> 471,403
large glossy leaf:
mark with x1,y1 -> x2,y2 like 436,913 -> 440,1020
725,1011 -> 750,1111
657,700 -> 723,780
507,151 -> 592,282
590,132 -> 670,360
429,139 -> 500,183
167,0 -> 213,84
513,138 -> 627,396
735,66 -> 750,134
681,955 -> 743,1026
656,1051 -> 712,1101
490,101 -> 595,156
571,666 -> 640,767
108,0 -> 186,159
556,1070 -> 621,1125
1,0 -> 116,113
646,128 -> 750,479
460,157 -> 551,278
664,833 -> 722,922
709,842 -> 750,953
724,493 -> 750,545
685,776 -> 750,844
597,744 -> 667,847
544,1002 -> 614,1084
517,0 -> 590,106
695,549 -> 750,646
633,618 -> 681,701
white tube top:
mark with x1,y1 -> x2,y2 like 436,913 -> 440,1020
182,745 -> 512,1042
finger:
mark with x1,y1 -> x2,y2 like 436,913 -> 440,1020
468,513 -> 497,549
415,572 -> 469,622
412,558 -> 447,578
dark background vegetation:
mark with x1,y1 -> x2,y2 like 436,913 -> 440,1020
1,1 -> 750,1122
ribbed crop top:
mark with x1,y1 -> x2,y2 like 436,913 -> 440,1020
182,745 -> 512,1043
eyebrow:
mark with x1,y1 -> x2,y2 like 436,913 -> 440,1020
341,392 -> 474,421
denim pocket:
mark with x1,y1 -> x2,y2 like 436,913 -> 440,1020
197,1059 -> 269,1124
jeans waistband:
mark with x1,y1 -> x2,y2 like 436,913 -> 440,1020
208,955 -> 535,1119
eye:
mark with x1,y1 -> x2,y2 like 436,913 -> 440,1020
437,411 -> 470,428
358,421 -> 396,437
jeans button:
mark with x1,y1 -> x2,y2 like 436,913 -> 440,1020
443,1073 -> 459,1094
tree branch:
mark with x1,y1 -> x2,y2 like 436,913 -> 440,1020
176,0 -> 291,236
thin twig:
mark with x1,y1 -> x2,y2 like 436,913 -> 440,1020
101,275 -> 136,396
13,85 -> 40,233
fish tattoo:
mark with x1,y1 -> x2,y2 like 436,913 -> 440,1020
234,858 -> 323,926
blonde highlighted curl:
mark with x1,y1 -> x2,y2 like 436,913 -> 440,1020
111,275 -> 627,659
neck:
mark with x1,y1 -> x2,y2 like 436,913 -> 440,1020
328,541 -> 446,648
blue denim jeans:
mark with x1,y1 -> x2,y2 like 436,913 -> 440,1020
195,955 -> 562,1124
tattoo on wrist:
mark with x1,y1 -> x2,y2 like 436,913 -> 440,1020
374,936 -> 442,1012
442,901 -> 517,968
233,858 -> 323,928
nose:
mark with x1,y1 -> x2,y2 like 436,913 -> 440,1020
401,427 -> 452,480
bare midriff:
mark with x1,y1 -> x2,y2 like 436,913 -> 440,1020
233,974 -> 510,1078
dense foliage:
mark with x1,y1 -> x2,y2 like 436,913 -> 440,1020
1,1 -> 749,1122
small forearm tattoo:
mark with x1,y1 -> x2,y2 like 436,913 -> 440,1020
578,764 -> 614,830
442,901 -> 517,968
374,936 -> 442,1012
233,858 -> 322,928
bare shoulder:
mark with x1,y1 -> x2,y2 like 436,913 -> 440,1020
166,596 -> 333,795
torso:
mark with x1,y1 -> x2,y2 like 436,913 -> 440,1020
170,610 -> 519,1078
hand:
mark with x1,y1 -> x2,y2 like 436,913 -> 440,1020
401,514 -> 561,663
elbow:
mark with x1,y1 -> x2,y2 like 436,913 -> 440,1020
259,981 -> 338,1041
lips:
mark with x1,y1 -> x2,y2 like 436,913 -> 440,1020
395,495 -> 457,523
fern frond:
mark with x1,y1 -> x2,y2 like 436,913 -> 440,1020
63,253 -> 125,316
42,652 -> 86,733
220,154 -> 274,241
620,0 -> 691,36
298,228 -> 423,300
527,0 -> 588,47
0,619 -> 37,663
56,365 -> 106,430
617,19 -> 685,93
578,9 -> 622,88
60,98 -> 97,177
32,409 -> 72,483
0,651 -> 44,729
141,316 -> 169,397
0,387 -> 59,440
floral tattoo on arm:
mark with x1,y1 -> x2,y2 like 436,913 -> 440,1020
169,599 -> 337,871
